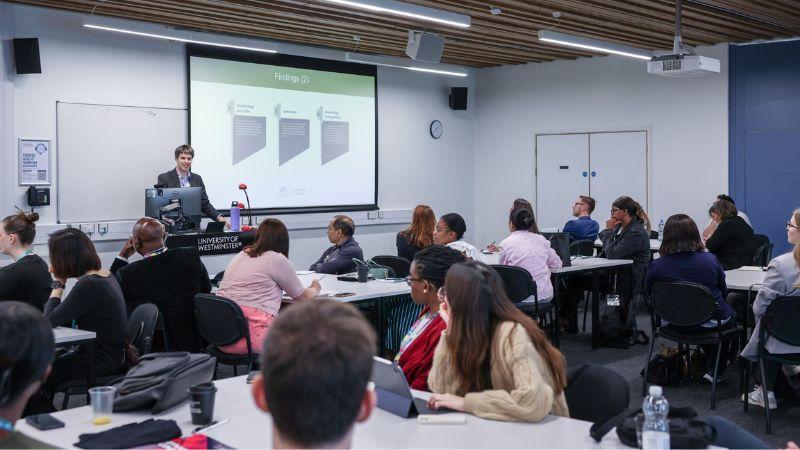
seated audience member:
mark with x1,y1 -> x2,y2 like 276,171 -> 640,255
563,196 -> 600,242
741,209 -> 800,409
702,194 -> 752,242
598,196 -> 651,327
0,211 -> 50,309
0,302 -> 55,449
396,245 -> 465,391
433,213 -> 478,259
110,218 -> 211,352
396,205 -> 435,262
43,229 -> 127,393
705,199 -> 758,270
427,261 -> 569,422
645,214 -> 735,383
309,215 -> 363,274
499,208 -> 562,302
512,198 -> 539,233
219,219 -> 320,354
251,300 -> 376,449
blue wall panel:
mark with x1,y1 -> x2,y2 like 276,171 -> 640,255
730,41 -> 800,254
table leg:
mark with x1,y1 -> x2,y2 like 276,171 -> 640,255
86,339 -> 95,403
377,298 -> 386,355
552,274 -> 561,348
592,269 -> 600,350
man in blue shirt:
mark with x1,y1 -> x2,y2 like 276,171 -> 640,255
563,195 -> 600,242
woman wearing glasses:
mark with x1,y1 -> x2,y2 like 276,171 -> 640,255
433,213 -> 479,259
426,261 -> 569,422
740,209 -> 800,409
395,245 -> 465,391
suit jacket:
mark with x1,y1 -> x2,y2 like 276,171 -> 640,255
309,237 -> 364,274
598,220 -> 652,325
157,169 -> 220,220
110,247 -> 212,352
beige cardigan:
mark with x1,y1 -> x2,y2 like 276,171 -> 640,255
429,321 -> 569,422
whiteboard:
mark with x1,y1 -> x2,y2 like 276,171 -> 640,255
56,102 -> 187,223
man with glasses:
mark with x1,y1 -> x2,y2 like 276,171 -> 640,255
563,196 -> 599,242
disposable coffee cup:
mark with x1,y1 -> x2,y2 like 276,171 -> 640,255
188,382 -> 217,425
357,265 -> 369,283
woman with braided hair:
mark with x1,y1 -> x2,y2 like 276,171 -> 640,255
395,245 -> 465,391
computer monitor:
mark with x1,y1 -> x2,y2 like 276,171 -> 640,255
144,187 -> 203,219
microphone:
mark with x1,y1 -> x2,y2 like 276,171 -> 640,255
238,183 -> 252,226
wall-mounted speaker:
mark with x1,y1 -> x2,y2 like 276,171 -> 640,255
406,31 -> 445,63
449,87 -> 468,110
13,38 -> 42,74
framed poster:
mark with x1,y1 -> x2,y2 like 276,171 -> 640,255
18,139 -> 51,185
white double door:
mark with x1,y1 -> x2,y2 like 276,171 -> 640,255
535,131 -> 648,230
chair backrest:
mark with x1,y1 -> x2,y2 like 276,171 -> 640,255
490,265 -> 537,303
649,230 -> 660,240
193,294 -> 250,347
649,281 -> 718,327
127,303 -> 159,355
752,234 -> 772,266
565,364 -> 630,423
569,240 -> 595,257
542,232 -> 571,267
763,296 -> 800,346
370,255 -> 411,278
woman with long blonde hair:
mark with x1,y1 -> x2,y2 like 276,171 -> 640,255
427,261 -> 568,422
397,205 -> 436,261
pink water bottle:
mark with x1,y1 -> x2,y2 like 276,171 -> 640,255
230,201 -> 241,232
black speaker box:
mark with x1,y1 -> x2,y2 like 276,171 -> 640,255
449,87 -> 467,110
13,38 -> 41,74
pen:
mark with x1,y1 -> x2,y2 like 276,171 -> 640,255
193,418 -> 230,434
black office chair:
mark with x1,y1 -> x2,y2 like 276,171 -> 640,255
565,364 -> 630,423
751,234 -> 772,267
194,293 -> 256,378
490,265 -> 555,337
569,240 -> 595,258
370,255 -> 411,278
649,230 -> 660,240
642,282 -> 742,409
744,296 -> 800,434
56,303 -> 160,410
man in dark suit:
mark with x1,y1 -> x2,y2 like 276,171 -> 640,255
309,215 -> 364,274
111,217 -> 212,352
157,144 -> 227,225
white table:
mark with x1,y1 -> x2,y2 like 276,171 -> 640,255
54,327 -> 97,344
724,267 -> 766,292
15,375 -> 632,449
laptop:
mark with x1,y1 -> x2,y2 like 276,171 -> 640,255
371,356 -> 449,417
204,221 -> 225,233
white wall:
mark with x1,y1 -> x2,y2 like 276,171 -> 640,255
474,44 -> 729,245
0,2 -> 476,269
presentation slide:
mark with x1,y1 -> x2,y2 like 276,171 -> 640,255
188,50 -> 377,212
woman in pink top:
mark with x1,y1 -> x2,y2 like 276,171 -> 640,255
217,219 -> 320,354
498,208 -> 562,301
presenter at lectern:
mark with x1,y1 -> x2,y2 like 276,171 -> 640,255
156,144 -> 228,227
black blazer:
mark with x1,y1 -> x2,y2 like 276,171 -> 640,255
396,232 -> 424,262
598,219 -> 652,314
0,254 -> 51,310
110,247 -> 211,352
157,169 -> 220,220
706,216 -> 758,270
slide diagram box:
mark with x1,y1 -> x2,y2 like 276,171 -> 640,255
232,115 -> 266,165
321,121 -> 350,165
278,118 -> 310,165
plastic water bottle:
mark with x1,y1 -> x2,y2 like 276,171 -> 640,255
657,219 -> 665,240
642,385 -> 670,450
229,201 -> 241,232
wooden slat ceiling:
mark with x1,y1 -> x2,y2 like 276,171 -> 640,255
7,0 -> 800,67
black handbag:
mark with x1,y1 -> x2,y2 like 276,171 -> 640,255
591,405 -> 712,449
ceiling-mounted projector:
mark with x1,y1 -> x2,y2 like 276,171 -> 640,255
406,30 -> 445,63
648,53 -> 720,77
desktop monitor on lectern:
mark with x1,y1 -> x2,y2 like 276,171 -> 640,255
144,187 -> 202,233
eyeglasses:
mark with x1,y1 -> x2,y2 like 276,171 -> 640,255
405,276 -> 423,286
787,222 -> 798,230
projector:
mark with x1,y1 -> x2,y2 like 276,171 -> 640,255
648,54 -> 720,77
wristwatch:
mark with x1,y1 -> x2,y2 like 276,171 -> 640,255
51,280 -> 66,290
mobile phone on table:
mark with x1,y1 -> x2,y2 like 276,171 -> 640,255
26,413 -> 65,430
334,292 -> 356,298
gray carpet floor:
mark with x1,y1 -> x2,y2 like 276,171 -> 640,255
559,308 -> 799,448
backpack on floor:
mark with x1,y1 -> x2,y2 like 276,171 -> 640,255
641,345 -> 682,386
